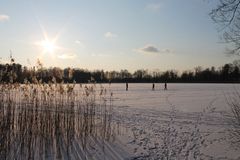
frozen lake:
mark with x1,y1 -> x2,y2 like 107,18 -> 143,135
104,83 -> 240,112
96,83 -> 240,160
3,83 -> 239,159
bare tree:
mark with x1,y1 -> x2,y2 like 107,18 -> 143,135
227,90 -> 240,147
210,0 -> 240,55
211,1 -> 240,147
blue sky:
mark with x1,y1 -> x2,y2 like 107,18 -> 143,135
0,0 -> 237,72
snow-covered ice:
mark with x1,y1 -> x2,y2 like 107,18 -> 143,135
3,83 -> 240,160
104,83 -> 240,160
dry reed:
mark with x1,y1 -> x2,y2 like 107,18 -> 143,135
0,80 -> 114,159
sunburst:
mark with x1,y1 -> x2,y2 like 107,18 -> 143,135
35,25 -> 62,57
40,39 -> 57,53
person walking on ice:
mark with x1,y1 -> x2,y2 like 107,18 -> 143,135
152,83 -> 155,90
164,82 -> 167,90
126,82 -> 128,91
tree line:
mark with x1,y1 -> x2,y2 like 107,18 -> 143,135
0,60 -> 240,83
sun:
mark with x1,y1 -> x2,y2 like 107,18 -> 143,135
35,26 -> 64,58
40,39 -> 57,53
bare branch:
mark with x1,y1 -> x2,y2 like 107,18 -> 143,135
211,0 -> 240,56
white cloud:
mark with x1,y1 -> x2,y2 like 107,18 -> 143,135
75,40 -> 81,44
141,45 -> 160,53
146,3 -> 161,12
57,53 -> 76,59
0,14 -> 9,22
135,44 -> 172,55
75,40 -> 85,48
104,32 -> 118,38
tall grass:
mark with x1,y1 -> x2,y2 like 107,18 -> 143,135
227,89 -> 240,147
0,81 -> 114,159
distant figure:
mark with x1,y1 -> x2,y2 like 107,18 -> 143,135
126,83 -> 128,91
164,82 -> 167,90
152,83 -> 155,90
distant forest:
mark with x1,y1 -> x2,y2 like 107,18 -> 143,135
0,59 -> 240,83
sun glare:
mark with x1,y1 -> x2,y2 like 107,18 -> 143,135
40,39 -> 56,53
